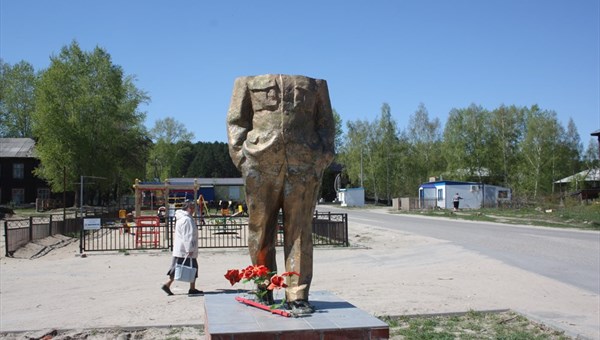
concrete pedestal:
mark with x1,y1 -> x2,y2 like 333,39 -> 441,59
204,291 -> 389,339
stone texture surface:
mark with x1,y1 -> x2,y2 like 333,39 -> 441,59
204,291 -> 389,339
227,74 -> 336,302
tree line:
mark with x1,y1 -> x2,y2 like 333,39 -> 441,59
339,103 -> 598,203
0,42 -> 240,205
1,41 -> 598,206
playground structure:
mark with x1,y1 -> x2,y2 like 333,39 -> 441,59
132,178 -> 202,218
132,178 -> 246,218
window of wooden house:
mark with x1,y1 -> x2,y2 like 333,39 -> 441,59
38,188 -> 51,199
13,163 -> 24,179
12,188 -> 25,204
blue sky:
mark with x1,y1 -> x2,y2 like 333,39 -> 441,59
1,1 -> 599,145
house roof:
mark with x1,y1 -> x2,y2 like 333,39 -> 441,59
135,178 -> 244,190
0,138 -> 36,158
591,129 -> 600,137
166,178 -> 244,186
554,169 -> 600,183
419,180 -> 511,191
420,180 -> 479,187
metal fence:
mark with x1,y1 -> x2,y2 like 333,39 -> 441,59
188,211 -> 349,248
4,211 -> 348,256
196,215 -> 249,248
312,211 -> 348,246
3,215 -> 81,257
80,219 -> 171,253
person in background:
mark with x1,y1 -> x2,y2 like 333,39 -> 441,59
123,212 -> 135,234
157,206 -> 166,223
162,200 -> 203,296
453,193 -> 463,211
196,195 -> 206,226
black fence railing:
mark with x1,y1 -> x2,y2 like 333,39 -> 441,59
181,211 -> 348,249
4,211 -> 348,256
196,215 -> 249,248
80,220 -> 172,253
312,211 -> 348,246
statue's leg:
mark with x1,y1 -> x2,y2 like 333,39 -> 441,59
282,166 -> 322,304
244,167 -> 285,273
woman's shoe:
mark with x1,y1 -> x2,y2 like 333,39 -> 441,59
188,289 -> 204,296
161,285 -> 174,296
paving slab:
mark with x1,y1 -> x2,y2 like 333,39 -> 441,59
204,291 -> 389,339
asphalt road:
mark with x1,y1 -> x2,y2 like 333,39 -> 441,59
321,205 -> 600,294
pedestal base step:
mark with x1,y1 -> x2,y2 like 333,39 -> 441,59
204,291 -> 389,339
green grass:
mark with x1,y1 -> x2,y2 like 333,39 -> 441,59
8,207 -> 38,216
1,312 -> 572,339
396,202 -> 600,231
382,311 -> 572,339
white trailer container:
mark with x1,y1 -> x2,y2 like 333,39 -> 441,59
418,181 -> 511,209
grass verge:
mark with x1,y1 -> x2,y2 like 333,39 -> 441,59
382,310 -> 572,339
1,311 -> 573,340
394,203 -> 600,231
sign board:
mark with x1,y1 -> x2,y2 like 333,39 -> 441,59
83,218 -> 102,230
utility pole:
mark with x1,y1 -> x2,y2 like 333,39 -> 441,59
80,175 -> 107,217
360,148 -> 364,188
63,167 -> 66,223
592,130 -> 600,161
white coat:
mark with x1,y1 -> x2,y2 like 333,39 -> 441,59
172,209 -> 198,258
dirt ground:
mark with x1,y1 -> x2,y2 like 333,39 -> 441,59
0,208 -> 598,339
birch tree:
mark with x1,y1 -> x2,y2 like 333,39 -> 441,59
33,41 -> 149,205
0,60 -> 37,137
519,106 -> 561,198
489,105 -> 525,188
407,103 -> 443,187
442,104 -> 492,182
148,117 -> 194,180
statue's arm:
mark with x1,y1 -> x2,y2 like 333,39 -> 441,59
316,79 -> 335,164
226,77 -> 252,170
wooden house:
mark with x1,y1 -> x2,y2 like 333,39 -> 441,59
0,138 -> 50,206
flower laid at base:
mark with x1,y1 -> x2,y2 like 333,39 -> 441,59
224,265 -> 299,317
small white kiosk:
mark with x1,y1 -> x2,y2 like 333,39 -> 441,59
338,187 -> 365,207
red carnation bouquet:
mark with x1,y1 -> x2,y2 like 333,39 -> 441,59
225,265 -> 299,308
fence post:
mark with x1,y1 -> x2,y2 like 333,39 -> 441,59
49,214 -> 53,235
29,216 -> 33,241
4,221 -> 8,257
79,217 -> 84,254
344,213 -> 349,246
